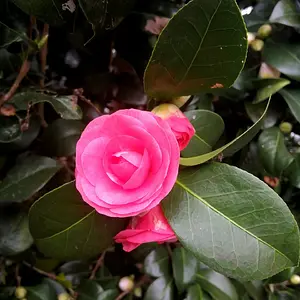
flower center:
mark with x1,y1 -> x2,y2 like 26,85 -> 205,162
110,151 -> 143,183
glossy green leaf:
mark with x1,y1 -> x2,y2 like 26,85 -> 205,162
162,163 -> 300,280
0,116 -> 21,143
10,92 -> 82,120
0,116 -> 41,153
279,88 -> 300,123
26,281 -> 56,300
144,0 -> 247,98
245,101 -> 279,129
195,269 -> 238,300
266,268 -> 295,284
144,276 -> 174,300
269,0 -> 300,28
244,0 -> 276,29
180,100 -> 270,166
181,110 -> 224,157
77,280 -> 104,300
79,0 -> 135,31
0,155 -> 61,204
11,0 -> 67,26
172,247 -> 198,293
41,119 -> 84,157
258,127 -> 294,176
285,154 -> 300,188
98,290 -> 119,300
43,278 -> 67,295
29,182 -> 128,260
185,284 -> 207,300
0,210 -> 33,256
252,79 -> 290,104
263,40 -> 300,81
243,281 -> 265,300
144,246 -> 170,278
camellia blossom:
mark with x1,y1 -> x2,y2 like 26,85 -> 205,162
114,205 -> 177,252
152,104 -> 195,150
75,109 -> 180,218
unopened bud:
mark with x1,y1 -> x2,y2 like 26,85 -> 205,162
280,122 -> 293,134
152,103 -> 183,119
134,287 -> 142,298
258,63 -> 280,79
290,274 -> 300,285
170,95 -> 191,108
15,287 -> 27,299
58,293 -> 71,300
257,24 -> 272,39
118,276 -> 134,292
250,39 -> 264,52
247,32 -> 256,44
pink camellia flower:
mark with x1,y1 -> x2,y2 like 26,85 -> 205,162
114,205 -> 177,252
152,104 -> 195,150
75,109 -> 180,218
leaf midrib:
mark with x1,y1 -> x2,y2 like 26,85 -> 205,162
37,210 -> 95,241
178,0 -> 223,86
175,179 -> 292,262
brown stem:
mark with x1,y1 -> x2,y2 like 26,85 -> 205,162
115,275 -> 150,300
38,24 -> 49,127
23,261 -> 76,297
0,59 -> 31,105
23,261 -> 57,280
74,88 -> 101,115
89,251 -> 106,280
15,264 -> 21,287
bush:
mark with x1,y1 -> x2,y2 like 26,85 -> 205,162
1,0 -> 300,299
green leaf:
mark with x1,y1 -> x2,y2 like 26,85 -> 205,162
0,116 -> 41,153
244,0 -> 276,29
245,101 -> 279,129
78,0 -> 135,31
26,281 -> 56,300
258,127 -> 294,176
252,79 -> 290,104
279,88 -> 300,123
181,110 -> 224,157
29,182 -> 128,260
266,268 -> 295,284
162,163 -> 300,280
263,40 -> 300,81
243,281 -> 266,300
10,92 -> 82,120
172,247 -> 198,293
180,100 -> 270,166
285,154 -> 300,188
269,0 -> 300,28
144,246 -> 170,278
185,284 -> 208,300
41,119 -> 84,157
77,280 -> 104,300
144,0 -> 247,98
98,290 -> 119,300
0,155 -> 61,205
10,0 -> 67,26
144,276 -> 174,300
0,210 -> 33,256
195,269 -> 238,300
0,116 -> 21,143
